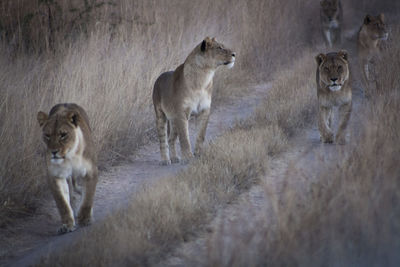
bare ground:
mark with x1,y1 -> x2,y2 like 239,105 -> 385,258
0,83 -> 269,267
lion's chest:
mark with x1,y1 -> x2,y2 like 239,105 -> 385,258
48,156 -> 91,180
318,89 -> 351,107
183,89 -> 211,115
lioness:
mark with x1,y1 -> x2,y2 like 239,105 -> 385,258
153,37 -> 235,165
358,14 -> 388,97
315,51 -> 352,144
37,103 -> 98,234
320,0 -> 343,48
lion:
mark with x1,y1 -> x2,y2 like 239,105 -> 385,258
320,0 -> 343,48
315,50 -> 352,144
153,37 -> 235,165
37,103 -> 98,234
358,14 -> 388,97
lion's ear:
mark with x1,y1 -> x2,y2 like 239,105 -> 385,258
201,37 -> 212,52
364,14 -> 372,25
37,111 -> 48,127
315,53 -> 326,66
338,50 -> 348,61
67,111 -> 79,127
379,13 -> 385,23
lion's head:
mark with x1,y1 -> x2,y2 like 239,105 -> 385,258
320,0 -> 340,22
37,108 -> 82,164
195,37 -> 236,69
363,14 -> 388,41
316,50 -> 349,92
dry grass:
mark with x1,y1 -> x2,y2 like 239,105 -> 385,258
202,26 -> 400,267
38,125 -> 288,266
0,0 -> 316,226
36,41 -> 318,267
5,0 -> 398,266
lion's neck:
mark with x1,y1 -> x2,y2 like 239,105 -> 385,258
183,58 -> 215,92
359,27 -> 379,50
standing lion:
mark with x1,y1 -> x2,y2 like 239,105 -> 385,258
153,37 -> 236,165
320,0 -> 343,48
358,14 -> 388,97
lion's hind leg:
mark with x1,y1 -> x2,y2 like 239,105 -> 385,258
155,106 -> 171,165
168,120 -> 180,164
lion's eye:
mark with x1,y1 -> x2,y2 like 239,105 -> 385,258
338,66 -> 343,72
324,67 -> 330,72
43,134 -> 50,140
60,132 -> 68,140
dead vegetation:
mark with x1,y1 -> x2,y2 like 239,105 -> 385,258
1,0 -> 399,266
36,47 -> 318,267
202,26 -> 400,267
0,0 -> 315,227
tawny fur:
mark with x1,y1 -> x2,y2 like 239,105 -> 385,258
37,103 -> 98,234
357,14 -> 388,97
320,0 -> 343,48
315,51 -> 352,144
153,37 -> 235,165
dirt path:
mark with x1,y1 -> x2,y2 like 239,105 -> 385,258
157,22 -> 366,264
158,89 -> 364,266
1,83 -> 270,267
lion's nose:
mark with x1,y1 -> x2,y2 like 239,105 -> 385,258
51,150 -> 59,156
331,78 -> 338,82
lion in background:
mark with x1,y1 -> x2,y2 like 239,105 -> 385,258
37,103 -> 98,234
153,37 -> 236,165
320,0 -> 343,48
358,13 -> 388,97
315,51 -> 352,144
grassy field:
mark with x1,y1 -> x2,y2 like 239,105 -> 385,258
203,26 -> 400,267
1,0 -> 399,266
0,0 -> 315,225
37,48 -> 318,267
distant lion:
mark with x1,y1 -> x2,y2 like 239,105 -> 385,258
315,51 -> 352,144
320,0 -> 343,48
37,103 -> 98,234
358,14 -> 388,97
153,37 -> 236,165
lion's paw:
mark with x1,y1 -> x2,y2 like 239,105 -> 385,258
57,224 -> 76,235
160,159 -> 171,166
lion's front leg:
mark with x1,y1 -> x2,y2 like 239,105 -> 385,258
49,177 -> 76,234
318,105 -> 334,143
77,170 -> 98,226
194,108 -> 210,157
336,102 -> 352,145
175,116 -> 193,164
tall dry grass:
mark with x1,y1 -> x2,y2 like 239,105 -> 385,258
36,46 -> 318,267
202,26 -> 400,267
0,0 -> 316,225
